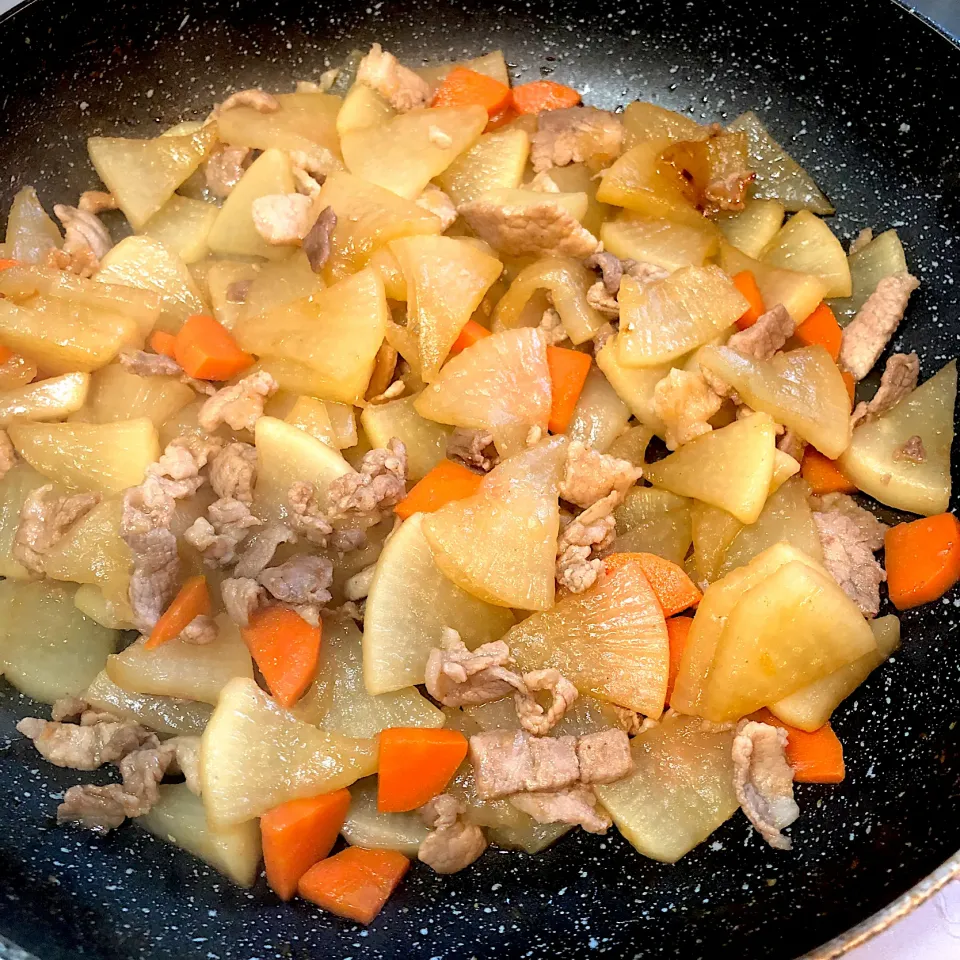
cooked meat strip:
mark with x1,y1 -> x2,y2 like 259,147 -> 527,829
555,491 -> 619,594
586,280 -> 620,318
302,205 -> 337,272
252,193 -> 315,245
13,484 -> 99,575
458,195 -> 599,260
469,729 -> 581,799
184,497 -> 261,567
50,695 -> 89,723
777,429 -> 807,463
653,369 -> 724,450
850,352 -> 919,427
118,349 -> 183,377
258,555 -> 333,607
77,190 -> 119,214
356,43 -> 431,112
179,614 -> 218,644
584,251 -> 625,295
530,106 -> 624,173
418,793 -> 488,875
289,147 -> 343,198
209,442 -> 257,504
0,428 -> 16,481
509,784 -> 612,834
50,204 -> 112,277
218,89 -> 280,113
732,720 -> 799,851
233,523 -> 297,578
446,429 -> 498,473
327,438 -> 407,524
146,437 -> 217,500
576,728 -> 633,784
726,303 -> 795,361
559,441 -> 642,509
424,630 -> 526,707
17,715 -> 156,771
416,185 -> 458,231
840,273 -> 920,381
894,435 -> 926,463
287,480 -> 335,544
612,706 -> 644,737
702,166 -> 755,216
204,145 -> 252,197
514,669 -> 579,737
220,576 -> 266,628
198,370 -> 278,432
538,306 -> 570,345
812,492 -> 887,547
849,227 -> 874,256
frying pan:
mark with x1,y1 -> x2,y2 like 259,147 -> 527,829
0,0 -> 959,957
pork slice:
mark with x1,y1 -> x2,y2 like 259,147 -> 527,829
302,205 -> 337,272
218,89 -> 280,113
446,428 -> 498,473
559,440 -> 642,509
13,484 -> 100,574
356,43 -> 431,112
417,793 -> 488,874
51,204 -> 112,278
252,193 -> 315,245
726,303 -> 795,361
530,107 -> 624,173
205,145 -> 252,197
198,371 -> 278,433
220,576 -> 265,628
469,729 -> 580,799
515,668 -> 579,737
509,783 -> 611,834
118,349 -> 183,378
233,523 -> 297,579
813,507 -> 886,618
732,720 -> 799,851
17,716 -> 156,771
653,368 -> 724,450
258,554 -> 333,607
209,442 -> 258,504
424,630 -> 525,707
327,438 -> 407,524
851,352 -> 919,427
555,491 -> 619,594
576,728 -> 633,785
287,480 -> 334,545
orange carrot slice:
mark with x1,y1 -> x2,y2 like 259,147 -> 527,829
394,459 -> 483,521
605,552 -> 702,616
800,447 -> 858,495
751,709 -> 845,783
145,576 -> 210,650
241,606 -> 322,708
174,313 -> 253,381
732,271 -> 765,330
546,345 -> 591,434
841,369 -> 856,409
432,67 -> 511,115
449,319 -> 493,355
885,513 -> 960,610
511,80 -> 581,115
262,790 -> 351,900
298,846 -> 410,924
665,615 -> 693,706
150,330 -> 179,359
377,728 -> 469,812
794,302 -> 842,361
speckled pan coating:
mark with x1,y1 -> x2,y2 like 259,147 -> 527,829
0,0 -> 958,958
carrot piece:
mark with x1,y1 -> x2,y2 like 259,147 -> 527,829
511,80 -> 581,115
0,259 -> 18,271
262,789 -> 351,901
241,606 -> 322,708
751,709 -> 845,783
605,552 -> 702,616
432,66 -> 512,115
800,447 -> 858,495
732,271 -> 765,330
173,313 -> 253,381
298,846 -> 410,924
665,615 -> 693,706
449,318 -> 492,355
145,576 -> 210,650
794,302 -> 842,361
150,330 -> 178,359
394,460 -> 483,521
841,369 -> 856,409
546,345 -> 592,434
0,345 -> 12,365
885,513 -> 960,610
377,728 -> 469,812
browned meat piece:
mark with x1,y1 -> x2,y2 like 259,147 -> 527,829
446,428 -> 498,474
0,428 -> 16,481
416,185 -> 458,231
612,705 -> 644,737
179,614 -> 218,644
77,190 -> 119,215
726,303 -> 795,361
458,195 -> 599,260
584,251 -> 624,295
849,227 -> 874,256
813,492 -> 887,549
777,429 -> 807,463
530,107 -> 624,173
417,793 -> 488,874
851,352 -> 919,426
252,193 -> 315,245
840,273 -> 920,381
732,720 -> 799,851
209,442 -> 257,504
50,695 -> 89,723
813,504 -> 887,618
356,43 -> 431,112
219,89 -> 280,113
220,576 -> 265,628
592,322 -> 616,354
199,371 -> 278,433
17,715 -> 155,771
204,145 -> 252,197
509,783 -> 611,834
894,435 -> 926,463
469,729 -> 580,799
184,497 -> 261,567
50,204 -> 112,277
233,523 -> 297,579
146,436 -> 222,500
559,441 -> 642,509
424,630 -> 525,707
343,564 -> 377,602
555,491 -> 619,594
258,555 -> 333,607
538,307 -> 570,345
287,481 -> 335,544
13,484 -> 100,574
302,205 -> 337,272
514,668 -> 579,737
702,167 -> 756,216
576,728 -> 633,784
653,369 -> 724,450
327,438 -> 407,524
118,349 -> 183,378
57,785 -> 130,833
586,281 -> 620,318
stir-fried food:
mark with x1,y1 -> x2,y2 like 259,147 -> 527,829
1,43 -> 957,928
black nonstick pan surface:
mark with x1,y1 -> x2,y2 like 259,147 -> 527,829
0,0 -> 959,957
